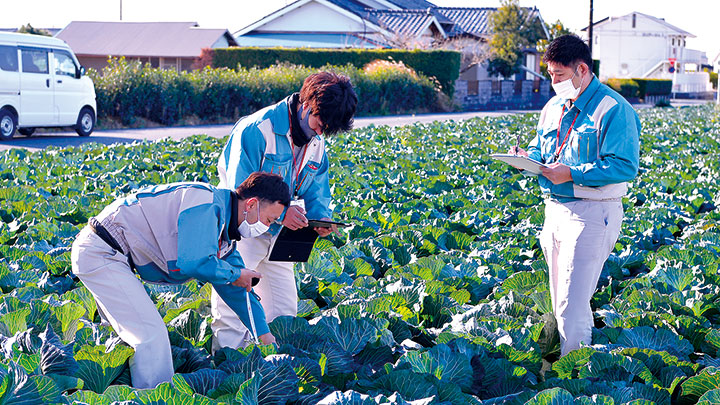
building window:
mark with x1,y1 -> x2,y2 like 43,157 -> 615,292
672,38 -> 675,46
525,53 -> 536,81
632,13 -> 636,28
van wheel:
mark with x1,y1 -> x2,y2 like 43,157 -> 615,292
18,128 -> 35,136
75,107 -> 95,137
0,109 -> 17,141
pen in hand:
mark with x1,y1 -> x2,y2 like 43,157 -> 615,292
513,133 -> 521,155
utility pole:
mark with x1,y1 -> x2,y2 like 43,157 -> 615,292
120,0 -> 123,21
588,0 -> 594,57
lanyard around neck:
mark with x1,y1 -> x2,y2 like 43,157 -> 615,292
291,144 -> 308,195
554,104 -> 581,162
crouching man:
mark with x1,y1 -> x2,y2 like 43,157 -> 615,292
71,172 -> 290,388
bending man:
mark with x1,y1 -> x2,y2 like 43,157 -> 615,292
71,172 -> 290,388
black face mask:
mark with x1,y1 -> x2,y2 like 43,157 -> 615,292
289,93 -> 315,147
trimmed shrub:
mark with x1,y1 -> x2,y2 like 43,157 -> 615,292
606,78 -> 639,98
88,58 -> 450,127
634,79 -> 672,98
211,47 -> 461,97
710,72 -> 718,90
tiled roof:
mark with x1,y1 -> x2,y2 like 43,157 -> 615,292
387,0 -> 437,9
56,21 -> 237,58
366,9 -> 437,36
434,7 -> 494,37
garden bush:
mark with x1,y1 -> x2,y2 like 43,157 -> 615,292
211,47 -> 461,97
633,78 -> 672,98
89,58 -> 450,127
606,78 -> 640,98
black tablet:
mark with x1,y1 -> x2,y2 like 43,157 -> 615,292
268,226 -> 319,262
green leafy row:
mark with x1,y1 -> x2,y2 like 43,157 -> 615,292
0,105 -> 718,403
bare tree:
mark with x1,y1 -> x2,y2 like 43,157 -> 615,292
433,35 -> 490,74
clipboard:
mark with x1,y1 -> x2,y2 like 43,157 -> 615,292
268,226 -> 319,262
490,153 -> 548,175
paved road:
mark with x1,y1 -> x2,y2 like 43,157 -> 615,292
1,99 -> 707,152
0,110 -> 540,152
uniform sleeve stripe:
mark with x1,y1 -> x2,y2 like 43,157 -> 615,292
258,119 -> 276,155
591,96 -> 618,126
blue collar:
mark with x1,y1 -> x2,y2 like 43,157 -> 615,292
573,76 -> 600,113
271,95 -> 293,136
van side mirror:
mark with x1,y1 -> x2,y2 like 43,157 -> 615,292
76,66 -> 86,79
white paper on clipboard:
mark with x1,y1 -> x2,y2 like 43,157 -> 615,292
490,154 -> 548,175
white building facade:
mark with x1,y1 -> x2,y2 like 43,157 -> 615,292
585,12 -> 711,94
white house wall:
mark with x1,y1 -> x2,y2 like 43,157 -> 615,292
591,13 -> 690,80
257,1 -> 367,33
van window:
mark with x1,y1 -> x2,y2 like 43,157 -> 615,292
21,48 -> 49,74
53,50 -> 77,77
0,45 -> 18,72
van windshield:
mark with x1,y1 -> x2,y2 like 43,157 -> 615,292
53,51 -> 77,77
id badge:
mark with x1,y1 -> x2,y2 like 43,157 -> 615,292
291,198 -> 305,211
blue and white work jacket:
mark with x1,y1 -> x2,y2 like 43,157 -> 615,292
217,95 -> 332,234
93,182 -> 269,336
527,76 -> 641,201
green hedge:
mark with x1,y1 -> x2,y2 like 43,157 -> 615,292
633,79 -> 672,97
710,72 -> 718,90
606,78 -> 673,99
89,58 -> 450,126
607,78 -> 639,98
212,47 -> 461,97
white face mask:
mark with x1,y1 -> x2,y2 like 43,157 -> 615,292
552,68 -> 583,101
238,200 -> 269,238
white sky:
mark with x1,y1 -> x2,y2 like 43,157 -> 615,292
5,0 -> 719,63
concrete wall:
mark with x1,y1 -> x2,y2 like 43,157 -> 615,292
456,79 -> 551,110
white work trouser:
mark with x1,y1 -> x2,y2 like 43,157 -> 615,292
211,233 -> 297,351
71,227 -> 173,389
539,198 -> 623,357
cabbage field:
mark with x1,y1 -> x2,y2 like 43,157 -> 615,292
0,105 -> 719,404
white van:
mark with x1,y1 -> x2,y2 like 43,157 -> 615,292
0,32 -> 96,141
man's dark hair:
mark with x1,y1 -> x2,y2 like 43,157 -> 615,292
299,71 -> 357,136
543,34 -> 593,71
235,172 -> 290,207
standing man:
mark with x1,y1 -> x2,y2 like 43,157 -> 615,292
510,35 -> 640,356
72,172 -> 290,388
213,71 -> 358,350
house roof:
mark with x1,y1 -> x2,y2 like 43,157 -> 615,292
366,9 -> 445,37
56,21 -> 238,58
582,12 -> 694,37
237,0 -> 388,38
386,0 -> 436,9
235,0 -> 548,47
434,7 -> 493,38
